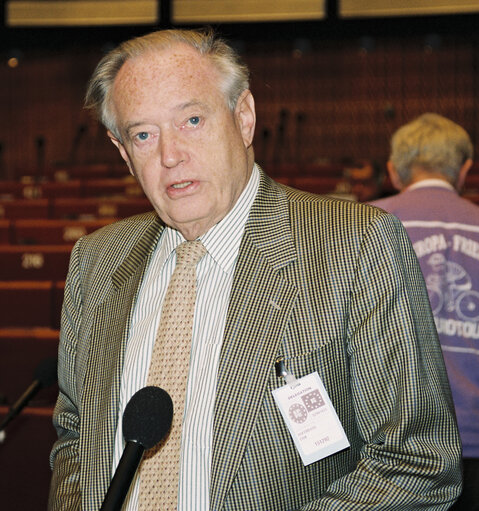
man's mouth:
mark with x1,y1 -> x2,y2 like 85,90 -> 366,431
171,181 -> 193,189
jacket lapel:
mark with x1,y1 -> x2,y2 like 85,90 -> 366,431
210,175 -> 298,510
80,215 -> 163,510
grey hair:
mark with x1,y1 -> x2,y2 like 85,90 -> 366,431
390,113 -> 473,185
84,28 -> 250,140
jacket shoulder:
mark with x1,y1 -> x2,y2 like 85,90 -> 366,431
280,183 -> 387,228
72,211 -> 162,275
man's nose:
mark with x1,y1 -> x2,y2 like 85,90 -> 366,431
159,130 -> 185,168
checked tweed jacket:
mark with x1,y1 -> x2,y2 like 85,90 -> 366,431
49,169 -> 461,510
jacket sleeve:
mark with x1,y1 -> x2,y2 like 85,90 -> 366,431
311,212 -> 462,509
48,241 -> 83,510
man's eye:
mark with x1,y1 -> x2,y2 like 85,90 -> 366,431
137,132 -> 149,141
187,116 -> 200,127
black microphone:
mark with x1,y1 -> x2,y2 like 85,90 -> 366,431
100,386 -> 173,511
0,356 -> 58,433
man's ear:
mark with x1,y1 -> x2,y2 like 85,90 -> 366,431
387,160 -> 404,191
456,158 -> 473,191
108,130 -> 134,175
235,90 -> 256,148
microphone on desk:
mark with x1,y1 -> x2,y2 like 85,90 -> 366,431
100,386 -> 173,511
0,356 -> 58,434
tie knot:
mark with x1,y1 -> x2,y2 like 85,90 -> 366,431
175,240 -> 207,267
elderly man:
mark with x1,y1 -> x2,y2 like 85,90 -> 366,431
372,112 -> 479,511
49,31 -> 461,510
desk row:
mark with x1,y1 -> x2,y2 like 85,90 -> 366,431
0,178 -> 143,200
0,197 -> 152,220
0,281 -> 64,329
0,218 -> 115,245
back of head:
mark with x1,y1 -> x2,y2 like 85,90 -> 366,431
85,28 -> 250,140
389,113 -> 473,186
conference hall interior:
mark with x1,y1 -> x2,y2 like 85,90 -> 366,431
1,1 -> 479,509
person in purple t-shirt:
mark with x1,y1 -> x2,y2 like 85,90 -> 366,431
372,113 -> 479,511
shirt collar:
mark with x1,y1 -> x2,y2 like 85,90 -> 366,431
160,164 -> 260,274
406,178 -> 455,192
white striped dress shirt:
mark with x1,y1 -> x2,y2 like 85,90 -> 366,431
111,164 -> 260,510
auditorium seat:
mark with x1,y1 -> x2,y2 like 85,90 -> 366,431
52,162 -> 127,181
0,328 -> 59,406
0,199 -> 50,219
12,218 -> 114,245
0,281 -> 54,328
0,180 -> 82,199
0,220 -> 11,243
0,181 -> 27,199
38,180 -> 83,199
81,178 -> 144,198
51,197 -> 152,219
0,405 -> 57,511
0,245 -> 71,281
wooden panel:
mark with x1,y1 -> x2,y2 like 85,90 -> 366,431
6,0 -> 159,26
340,0 -> 479,17
81,178 -> 144,198
0,281 -> 54,327
0,406 -> 57,511
0,200 -> 49,219
51,197 -> 152,219
0,220 -> 12,243
51,163 -> 128,181
174,0 -> 325,22
0,245 -> 72,281
0,181 -> 82,199
12,218 -> 114,244
0,328 -> 59,405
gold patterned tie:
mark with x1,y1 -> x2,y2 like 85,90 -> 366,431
138,240 -> 207,511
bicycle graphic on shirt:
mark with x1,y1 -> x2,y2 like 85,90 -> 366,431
425,253 -> 479,322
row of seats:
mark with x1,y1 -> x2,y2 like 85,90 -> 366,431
0,178 -> 143,200
0,245 -> 71,280
0,281 -> 64,329
0,218 -> 115,245
0,328 -> 59,405
20,162 -> 128,182
3,172 -> 478,215
0,171 -> 137,508
2,174 -> 351,202
0,329 -> 59,510
0,404 -> 58,510
0,197 -> 152,219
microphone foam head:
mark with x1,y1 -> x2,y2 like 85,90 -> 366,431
122,386 -> 173,450
34,357 -> 58,388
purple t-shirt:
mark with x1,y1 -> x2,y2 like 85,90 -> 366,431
372,182 -> 479,458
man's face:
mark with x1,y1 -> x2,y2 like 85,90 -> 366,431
109,43 -> 256,240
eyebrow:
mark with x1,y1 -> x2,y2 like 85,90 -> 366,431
123,100 -> 211,136
176,99 -> 211,113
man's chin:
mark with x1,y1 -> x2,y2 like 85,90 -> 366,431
166,215 -> 213,240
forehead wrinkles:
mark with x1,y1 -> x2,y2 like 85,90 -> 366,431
111,46 -> 223,119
